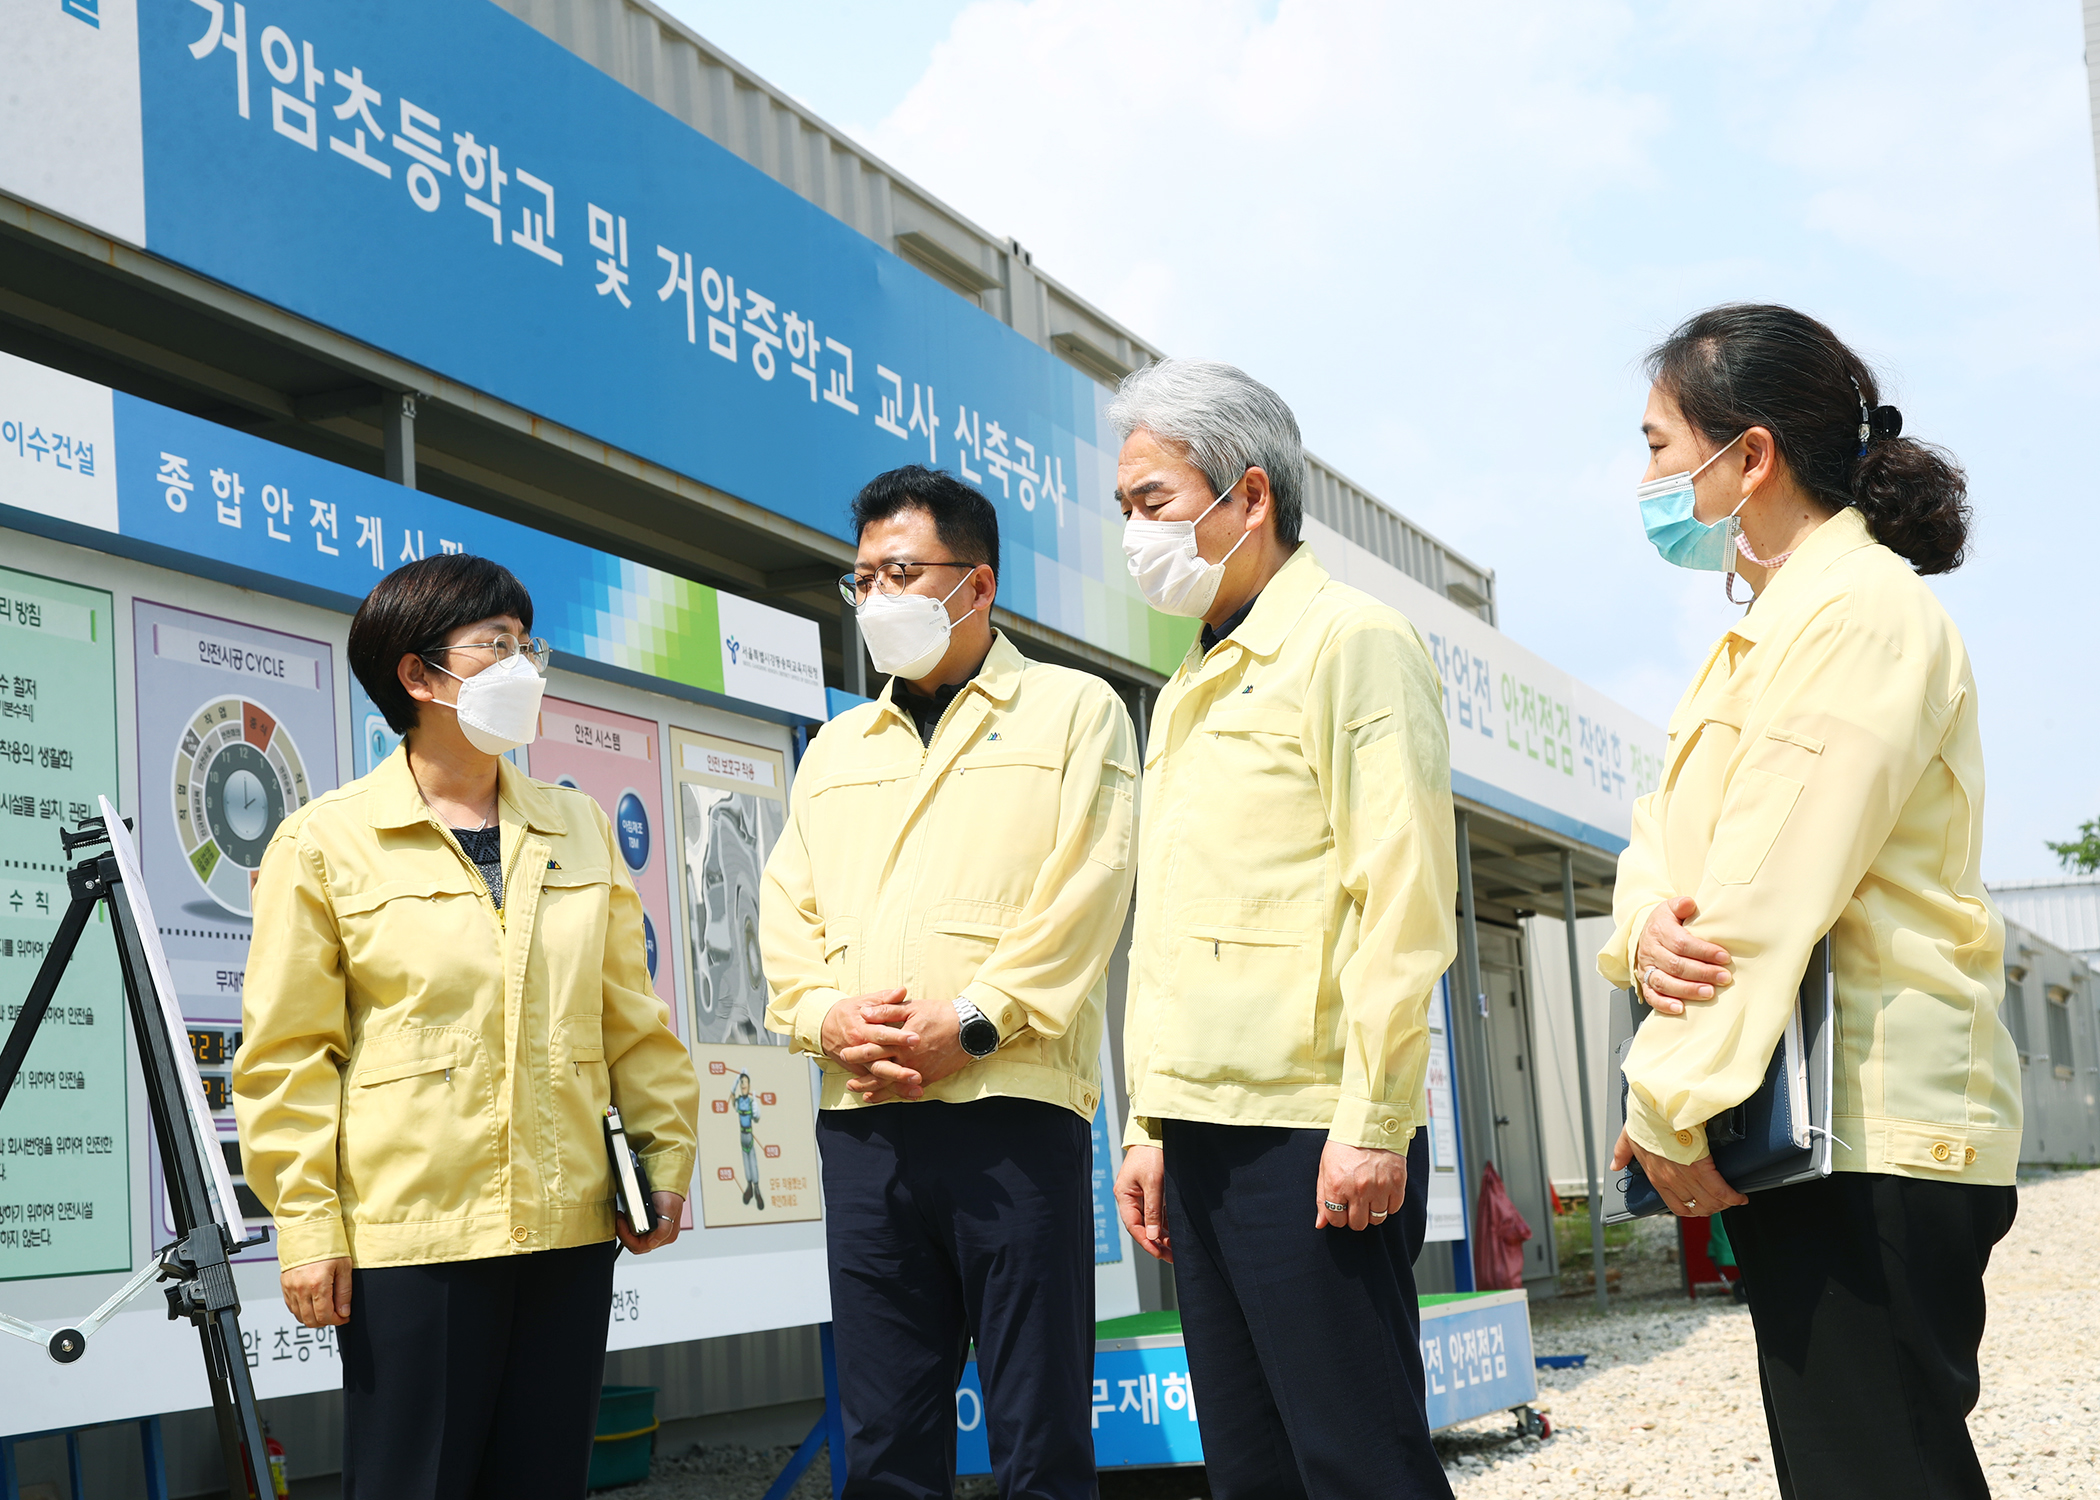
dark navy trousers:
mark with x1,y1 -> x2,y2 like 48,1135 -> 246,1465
818,1096 -> 1097,1500
1163,1120 -> 1451,1500
1723,1170 -> 2017,1500
339,1239 -> 618,1500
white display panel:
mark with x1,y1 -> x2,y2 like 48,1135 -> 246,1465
0,527 -> 827,1436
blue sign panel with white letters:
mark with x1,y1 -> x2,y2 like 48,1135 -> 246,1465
131,0 -> 1183,675
615,790 -> 650,873
957,1345 -> 1204,1474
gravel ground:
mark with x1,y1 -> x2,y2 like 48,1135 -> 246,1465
607,1168 -> 2097,1499
1439,1165 -> 2099,1499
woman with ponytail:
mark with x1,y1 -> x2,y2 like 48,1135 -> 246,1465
1598,304 -> 2019,1499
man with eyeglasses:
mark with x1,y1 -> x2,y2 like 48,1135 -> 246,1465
761,465 -> 1138,1499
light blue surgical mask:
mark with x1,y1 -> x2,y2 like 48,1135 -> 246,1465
1636,432 -> 1749,571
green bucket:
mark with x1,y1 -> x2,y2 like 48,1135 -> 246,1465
588,1384 -> 660,1491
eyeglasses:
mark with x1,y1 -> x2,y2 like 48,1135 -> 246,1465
837,561 -> 973,606
422,633 -> 553,672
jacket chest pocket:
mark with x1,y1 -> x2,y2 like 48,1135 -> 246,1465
1163,900 -> 1323,1085
548,1015 -> 608,1206
339,1027 -> 491,1222
1707,766 -> 1804,887
945,745 -> 1061,867
533,866 -> 613,1017
333,875 -> 489,1006
806,767 -> 914,901
1663,714 -> 1741,793
1183,711 -> 1319,893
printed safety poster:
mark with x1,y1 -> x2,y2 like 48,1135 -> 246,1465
692,1045 -> 820,1228
671,728 -> 786,1047
0,568 -> 127,1282
530,696 -> 678,1032
130,599 -> 338,1253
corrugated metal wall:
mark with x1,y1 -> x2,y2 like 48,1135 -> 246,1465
604,1323 -> 825,1422
491,0 -> 1498,624
1993,877 -> 2100,961
2002,919 -> 2100,1165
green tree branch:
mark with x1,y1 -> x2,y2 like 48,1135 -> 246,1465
2047,817 -> 2100,875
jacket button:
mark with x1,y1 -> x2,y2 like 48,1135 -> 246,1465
1932,1142 -> 1950,1163
1675,1130 -> 1694,1146
511,1227 -> 528,1242
1964,1147 -> 1976,1165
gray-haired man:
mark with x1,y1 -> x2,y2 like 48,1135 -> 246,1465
1111,359 -> 1458,1498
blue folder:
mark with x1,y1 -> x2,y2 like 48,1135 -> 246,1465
1604,937 -> 1835,1222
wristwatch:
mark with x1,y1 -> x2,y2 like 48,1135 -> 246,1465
953,998 -> 1001,1059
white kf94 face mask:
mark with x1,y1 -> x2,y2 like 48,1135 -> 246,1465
1122,472 -> 1251,618
429,654 -> 546,755
856,572 -> 975,681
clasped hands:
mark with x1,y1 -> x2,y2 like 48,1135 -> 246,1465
1608,894 -> 1748,1219
821,987 -> 973,1103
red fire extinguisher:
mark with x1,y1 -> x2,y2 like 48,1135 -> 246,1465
265,1421 -> 290,1500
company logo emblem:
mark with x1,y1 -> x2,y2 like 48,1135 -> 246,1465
725,635 -> 741,664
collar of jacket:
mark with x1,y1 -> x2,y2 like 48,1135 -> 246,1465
866,628 -> 1024,736
364,741 -> 568,835
1183,543 -> 1329,668
1727,504 -> 1878,645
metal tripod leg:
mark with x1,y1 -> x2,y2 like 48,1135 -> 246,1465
105,857 -> 269,1500
0,820 -> 271,1500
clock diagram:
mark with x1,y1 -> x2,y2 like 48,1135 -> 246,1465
172,695 -> 312,916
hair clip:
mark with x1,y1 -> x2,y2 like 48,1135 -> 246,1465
1848,375 -> 1871,455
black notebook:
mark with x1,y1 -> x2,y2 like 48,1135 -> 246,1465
603,1104 -> 659,1238
1604,936 -> 1836,1222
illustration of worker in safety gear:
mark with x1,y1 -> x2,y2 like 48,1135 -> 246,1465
734,1072 -> 765,1209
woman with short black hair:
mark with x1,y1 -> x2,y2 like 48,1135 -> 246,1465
1601,304 -> 2020,1499
234,553 -> 700,1499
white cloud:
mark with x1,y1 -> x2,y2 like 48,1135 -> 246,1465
864,0 -> 2100,880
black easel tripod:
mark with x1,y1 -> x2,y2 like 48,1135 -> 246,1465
0,814 -> 272,1499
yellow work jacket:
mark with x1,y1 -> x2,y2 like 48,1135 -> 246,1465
1122,545 -> 1457,1152
234,747 -> 700,1271
761,632 -> 1137,1118
1600,506 -> 2020,1184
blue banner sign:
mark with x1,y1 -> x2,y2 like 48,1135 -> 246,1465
0,347 -> 825,721
954,1293 -> 1536,1473
1420,1290 -> 1538,1430
957,1344 -> 1203,1474
100,0 -> 1186,676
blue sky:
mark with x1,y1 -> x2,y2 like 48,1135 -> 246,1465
661,0 -> 2100,884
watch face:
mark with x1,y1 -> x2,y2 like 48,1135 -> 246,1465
173,695 -> 311,916
962,1017 -> 1001,1057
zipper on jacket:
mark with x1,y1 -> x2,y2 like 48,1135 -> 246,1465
434,815 -> 513,933
925,687 -> 976,764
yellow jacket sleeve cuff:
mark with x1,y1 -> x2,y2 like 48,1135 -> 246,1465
786,987 -> 846,1057
1618,901 -> 1663,988
640,1147 -> 697,1202
1327,1095 -> 1420,1151
962,982 -> 1027,1043
1122,1114 -> 1162,1150
1626,1092 -> 1707,1165
274,1214 -> 349,1271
